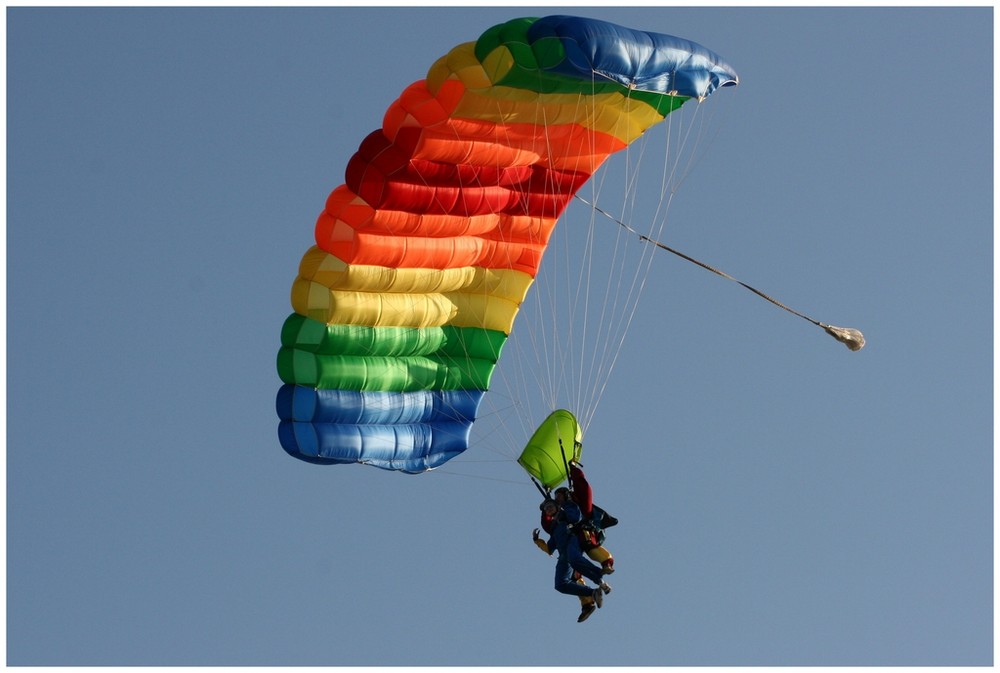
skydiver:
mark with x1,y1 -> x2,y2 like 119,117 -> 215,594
542,486 -> 615,575
533,499 -> 599,622
563,461 -> 618,575
532,494 -> 611,622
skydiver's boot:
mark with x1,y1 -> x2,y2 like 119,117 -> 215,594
578,603 -> 597,622
602,559 -> 615,575
600,581 -> 612,595
592,587 -> 604,609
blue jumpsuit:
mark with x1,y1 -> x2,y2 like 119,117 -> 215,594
547,501 -> 606,597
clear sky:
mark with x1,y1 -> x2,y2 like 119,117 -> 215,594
6,4 -> 993,667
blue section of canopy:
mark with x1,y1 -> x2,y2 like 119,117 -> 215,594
276,386 -> 483,472
529,15 -> 739,98
278,419 -> 473,472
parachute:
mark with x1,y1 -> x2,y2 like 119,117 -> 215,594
276,15 -> 739,472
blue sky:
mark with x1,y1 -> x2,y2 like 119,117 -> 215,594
6,5 -> 993,666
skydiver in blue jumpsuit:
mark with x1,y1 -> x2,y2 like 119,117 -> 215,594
533,490 -> 611,618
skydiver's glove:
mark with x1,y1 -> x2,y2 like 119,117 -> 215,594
532,528 -> 551,555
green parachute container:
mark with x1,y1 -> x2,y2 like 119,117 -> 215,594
517,409 -> 583,489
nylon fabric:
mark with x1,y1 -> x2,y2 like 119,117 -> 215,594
276,15 -> 738,471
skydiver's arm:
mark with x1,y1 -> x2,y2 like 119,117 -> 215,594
569,464 -> 593,517
532,528 -> 553,555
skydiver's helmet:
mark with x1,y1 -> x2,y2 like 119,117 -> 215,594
554,487 -> 571,503
540,499 -> 558,515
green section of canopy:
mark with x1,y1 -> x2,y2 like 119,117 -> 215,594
281,314 -> 507,359
276,348 -> 497,391
517,409 -> 583,489
474,17 -> 690,116
277,316 -> 507,392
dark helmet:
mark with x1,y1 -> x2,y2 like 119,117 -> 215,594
539,498 -> 557,512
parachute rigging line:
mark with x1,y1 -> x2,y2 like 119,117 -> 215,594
576,195 -> 866,351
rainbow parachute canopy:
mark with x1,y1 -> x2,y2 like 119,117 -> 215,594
276,15 -> 738,473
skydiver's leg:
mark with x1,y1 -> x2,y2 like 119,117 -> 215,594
586,545 -> 615,574
566,536 -> 605,586
575,572 -> 596,621
574,572 -> 594,606
554,556 -> 594,597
